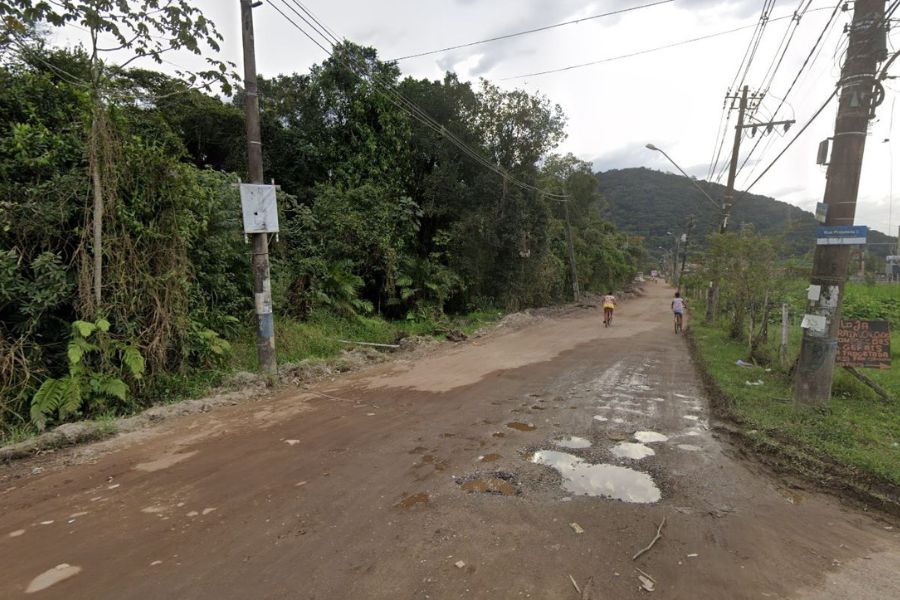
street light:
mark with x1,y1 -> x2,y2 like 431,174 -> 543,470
645,144 -> 720,211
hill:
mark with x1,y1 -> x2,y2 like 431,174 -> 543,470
596,167 -> 897,261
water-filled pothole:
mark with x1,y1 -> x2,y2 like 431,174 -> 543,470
457,471 -> 520,496
479,453 -> 502,462
396,492 -> 429,509
610,442 -> 655,460
552,436 -> 591,449
507,422 -> 537,432
634,431 -> 668,443
531,450 -> 660,503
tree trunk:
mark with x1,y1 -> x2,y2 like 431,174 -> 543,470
90,108 -> 104,312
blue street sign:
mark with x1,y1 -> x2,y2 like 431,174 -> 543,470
816,225 -> 868,245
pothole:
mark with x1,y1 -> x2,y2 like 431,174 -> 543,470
610,442 -> 655,460
395,492 -> 429,509
634,431 -> 668,443
457,472 -> 521,496
530,450 -> 660,503
506,422 -> 537,432
552,436 -> 591,449
479,453 -> 502,462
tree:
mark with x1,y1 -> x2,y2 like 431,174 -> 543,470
0,0 -> 234,314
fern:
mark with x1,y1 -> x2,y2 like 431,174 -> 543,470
30,376 -> 81,431
122,346 -> 145,379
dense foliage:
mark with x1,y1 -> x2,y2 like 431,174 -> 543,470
0,37 -> 642,437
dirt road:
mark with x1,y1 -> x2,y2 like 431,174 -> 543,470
1,284 -> 897,599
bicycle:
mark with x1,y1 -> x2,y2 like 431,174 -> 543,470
604,308 -> 613,327
674,312 -> 683,334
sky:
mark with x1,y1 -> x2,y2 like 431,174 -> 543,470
56,0 -> 900,237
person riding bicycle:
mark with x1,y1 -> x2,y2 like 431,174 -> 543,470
602,291 -> 616,326
672,292 -> 686,331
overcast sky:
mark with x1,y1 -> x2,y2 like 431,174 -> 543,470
58,0 -> 900,236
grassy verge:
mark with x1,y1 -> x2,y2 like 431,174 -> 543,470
0,309 -> 502,448
691,323 -> 899,488
230,309 -> 502,371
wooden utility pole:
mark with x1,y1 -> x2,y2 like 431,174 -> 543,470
562,197 -> 580,302
240,0 -> 277,377
794,0 -> 886,405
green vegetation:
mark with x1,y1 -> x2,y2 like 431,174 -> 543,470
690,274 -> 899,488
0,5 -> 644,443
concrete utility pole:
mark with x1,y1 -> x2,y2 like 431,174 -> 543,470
794,0 -> 887,406
705,87 -> 795,323
240,0 -> 277,377
705,86 -> 749,323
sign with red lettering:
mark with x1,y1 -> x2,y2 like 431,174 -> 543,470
837,320 -> 891,369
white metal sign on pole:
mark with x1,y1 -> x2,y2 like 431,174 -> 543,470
239,183 -> 279,234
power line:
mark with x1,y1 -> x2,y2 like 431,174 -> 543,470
268,0 -> 570,201
742,87 -> 838,194
389,0 -> 674,61
500,6 -> 840,81
735,2 -> 844,186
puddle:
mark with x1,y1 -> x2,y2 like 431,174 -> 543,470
634,431 -> 668,443
420,455 -> 448,471
25,564 -> 82,594
479,453 -> 502,462
409,446 -> 429,454
506,422 -> 537,432
458,472 -> 520,496
683,415 -> 700,421
553,436 -> 591,449
492,432 -> 506,438
531,405 -> 546,410
396,493 -> 429,509
610,442 -> 655,460
593,416 -> 608,422
8,529 -> 25,538
531,450 -> 660,503
612,418 -> 625,424
677,444 -> 702,452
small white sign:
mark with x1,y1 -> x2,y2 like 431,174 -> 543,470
240,184 -> 279,233
800,314 -> 827,334
807,284 -> 821,301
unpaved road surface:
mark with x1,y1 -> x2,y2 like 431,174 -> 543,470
1,284 -> 897,599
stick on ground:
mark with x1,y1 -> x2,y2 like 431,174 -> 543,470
632,516 -> 667,561
568,574 -> 581,595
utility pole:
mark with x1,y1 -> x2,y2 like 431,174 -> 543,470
562,197 -> 580,302
705,86 -> 748,323
705,86 -> 795,323
240,0 -> 277,377
795,0 -> 887,406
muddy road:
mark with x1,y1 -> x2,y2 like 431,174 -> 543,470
1,284 -> 897,599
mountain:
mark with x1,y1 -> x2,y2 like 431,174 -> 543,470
596,167 -> 897,261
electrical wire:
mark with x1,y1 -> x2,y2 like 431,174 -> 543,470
735,2 -> 843,186
389,0 -> 674,61
741,87 -> 838,195
268,0 -> 570,200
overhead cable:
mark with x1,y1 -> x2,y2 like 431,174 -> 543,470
268,0 -> 570,200
389,0 -> 674,61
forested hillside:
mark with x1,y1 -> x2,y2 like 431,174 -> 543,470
0,32 -> 643,437
596,167 -> 897,260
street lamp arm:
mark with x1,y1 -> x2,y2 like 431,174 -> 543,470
645,144 -> 721,211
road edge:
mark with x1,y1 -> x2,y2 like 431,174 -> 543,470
684,327 -> 900,521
